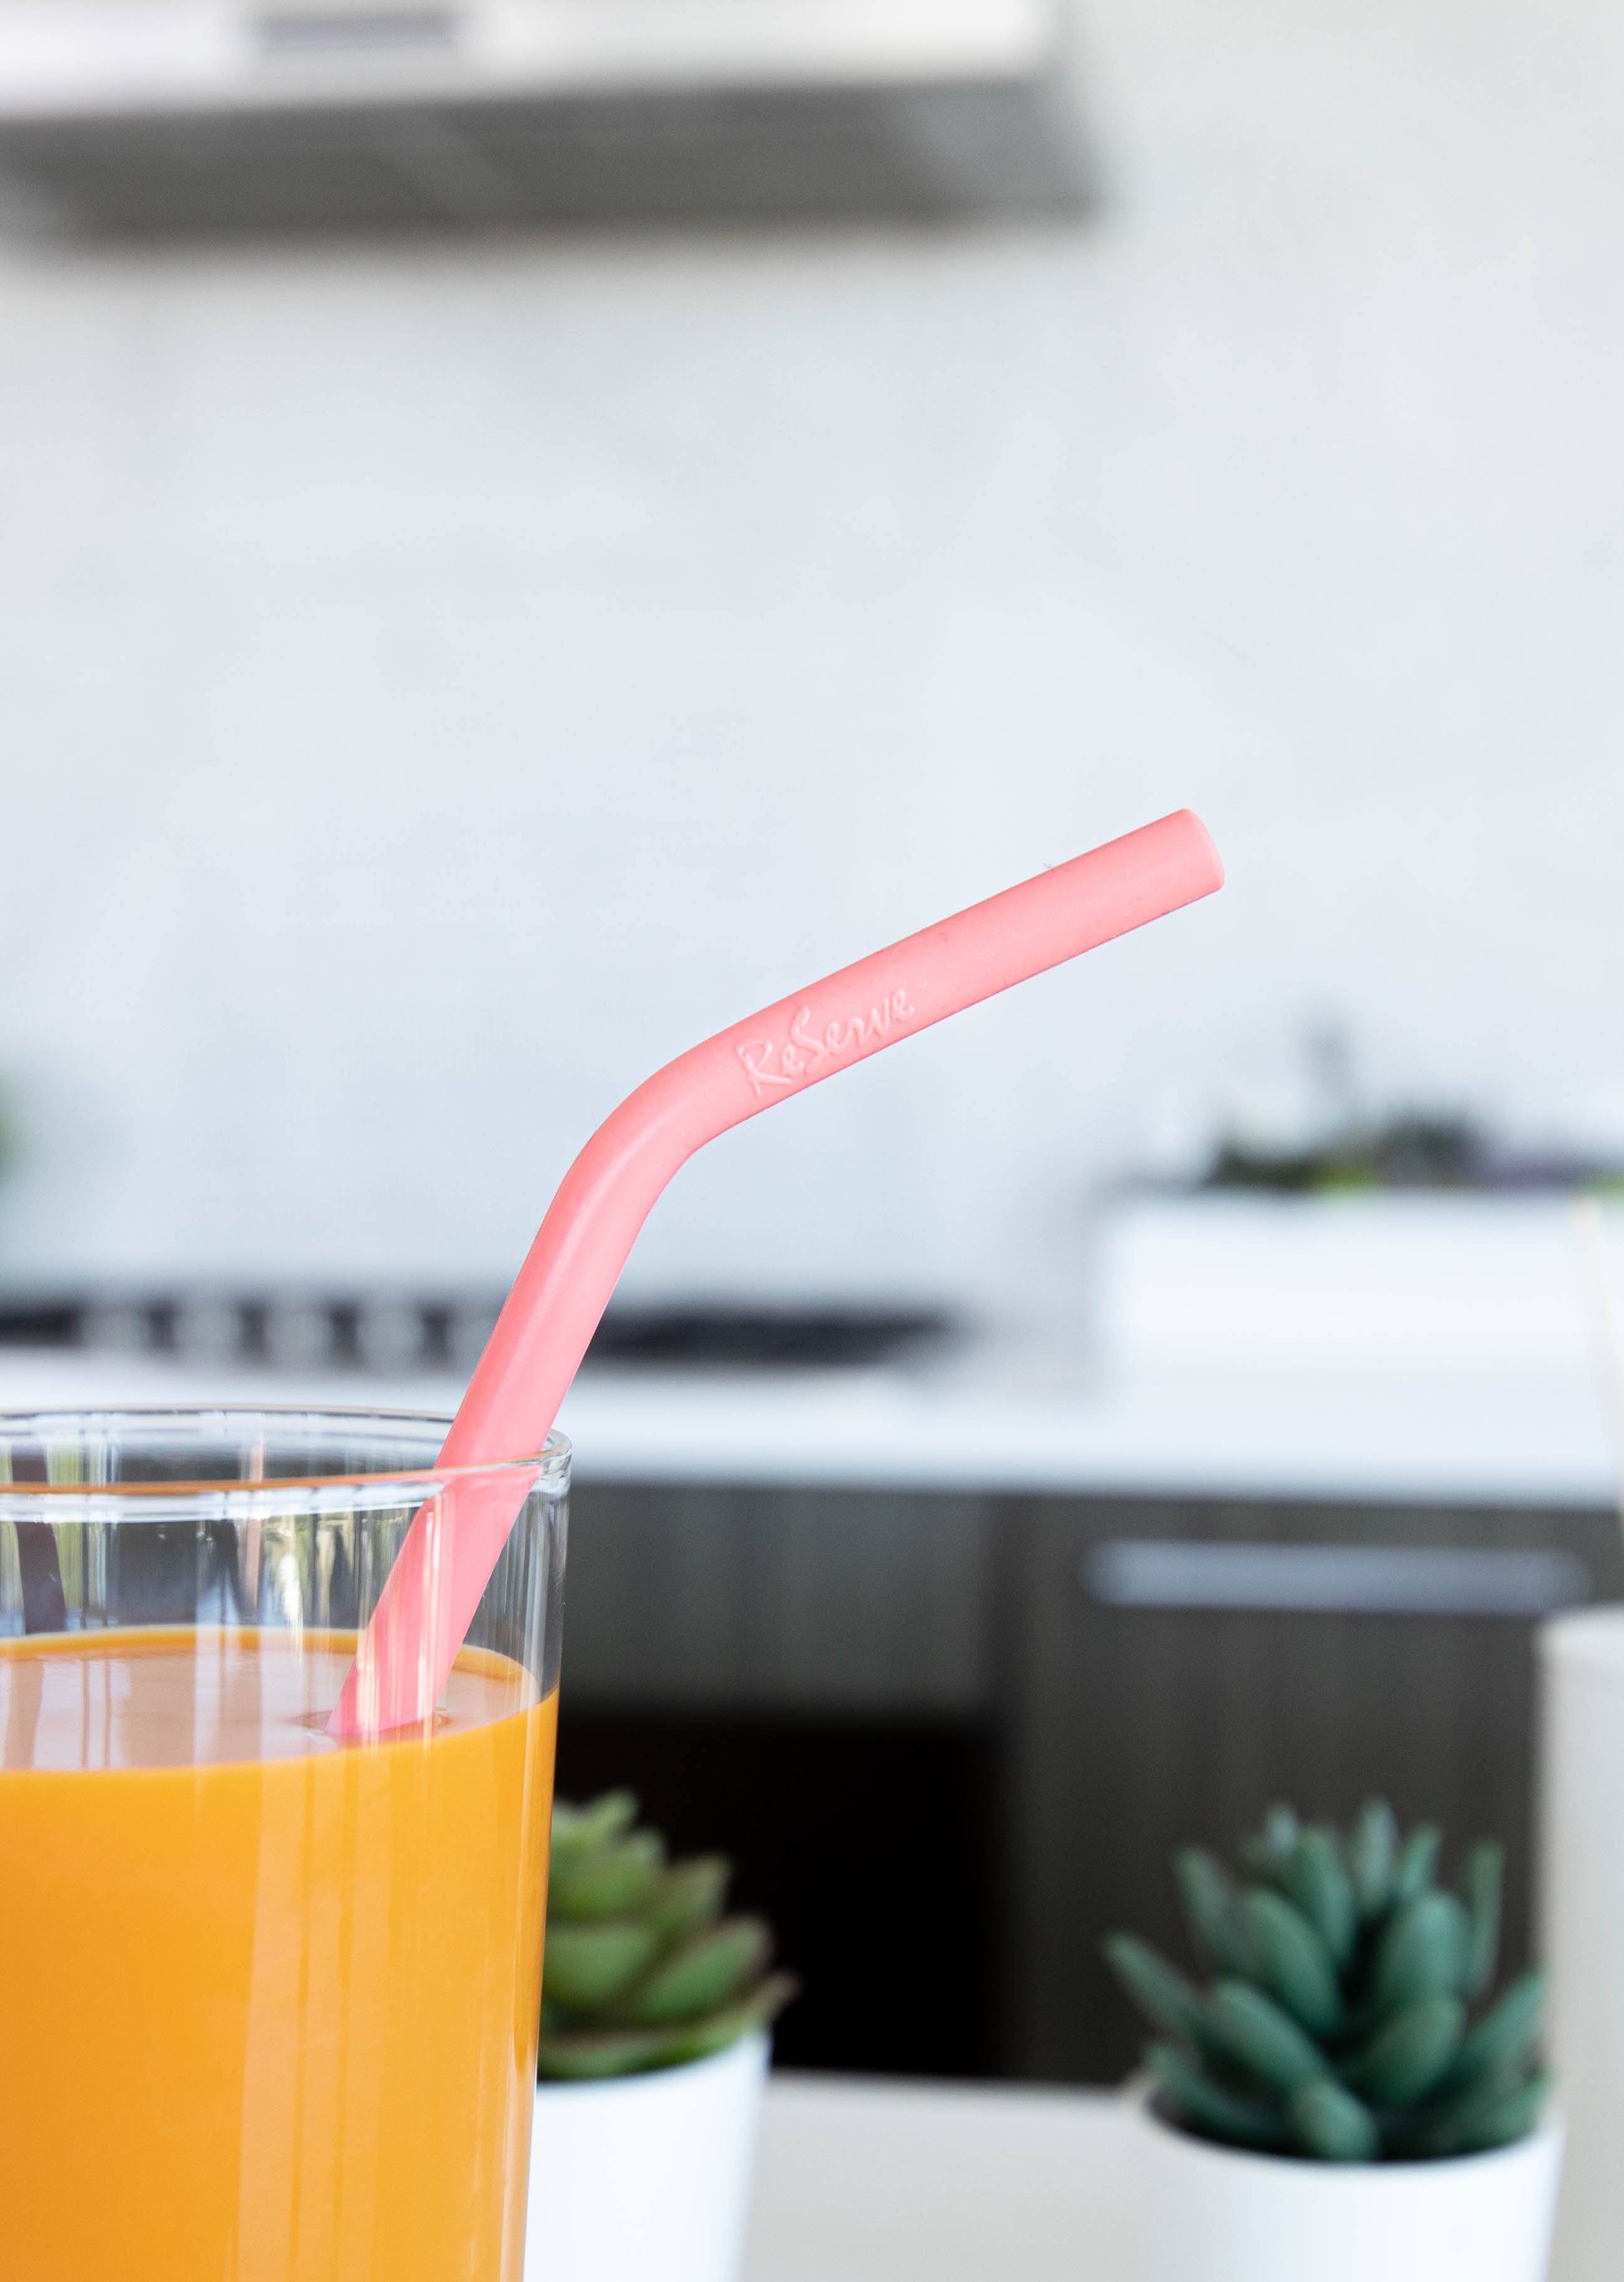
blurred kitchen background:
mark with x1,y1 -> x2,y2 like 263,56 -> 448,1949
1,0 -> 1623,2085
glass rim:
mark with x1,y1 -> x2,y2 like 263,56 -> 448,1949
0,1406 -> 570,1501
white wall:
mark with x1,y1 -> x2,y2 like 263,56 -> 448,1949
1,0 -> 1621,1302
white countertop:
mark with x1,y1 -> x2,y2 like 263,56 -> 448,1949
0,1338 -> 1613,1509
1,1205 -> 1619,1510
559,1355 -> 1618,1510
743,2075 -> 1134,2282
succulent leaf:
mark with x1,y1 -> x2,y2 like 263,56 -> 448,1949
1263,1804 -> 1300,1858
1344,1997 -> 1464,2107
1239,1889 -> 1344,2036
1392,1824 -> 1442,1905
1437,1970 -> 1546,2102
1240,1804 -> 1300,1886
1206,1979 -> 1329,2095
645,1857 -> 731,1944
1148,2043 -> 1288,2149
1397,2067 -> 1554,2159
536,2023 -> 701,2079
542,1922 -> 662,2012
551,1790 -> 639,1854
1370,1890 -> 1469,2018
1288,2080 -> 1379,2162
1104,1935 -> 1209,2051
547,1831 -> 666,1921
1285,1828 -> 1358,1970
615,1919 -> 773,2025
535,1975 -> 798,2082
659,1972 -> 801,2069
1443,2070 -> 1554,2157
1346,1799 -> 1400,1919
1461,1843 -> 1503,2000
1174,1849 -> 1260,1979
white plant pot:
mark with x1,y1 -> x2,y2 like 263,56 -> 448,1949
525,2031 -> 768,2282
1539,1606 -> 1624,2282
1131,2095 -> 1563,2282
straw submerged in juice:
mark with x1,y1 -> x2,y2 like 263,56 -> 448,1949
0,1626 -> 535,1769
0,1628 -> 556,2282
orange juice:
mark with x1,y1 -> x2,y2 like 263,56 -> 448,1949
0,1627 -> 556,2282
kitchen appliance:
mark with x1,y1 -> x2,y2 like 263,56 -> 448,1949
0,0 -> 1090,230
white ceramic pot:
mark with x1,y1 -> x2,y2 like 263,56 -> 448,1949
525,2031 -> 768,2282
1539,1606 -> 1624,2282
1131,2095 -> 1563,2282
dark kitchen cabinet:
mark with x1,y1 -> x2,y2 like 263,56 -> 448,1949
1000,1493 -> 1620,2080
558,1482 -> 1000,2079
560,1480 -> 994,1713
561,1478 -> 1618,2084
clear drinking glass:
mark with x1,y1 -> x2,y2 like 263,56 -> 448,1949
0,1407 -> 568,2282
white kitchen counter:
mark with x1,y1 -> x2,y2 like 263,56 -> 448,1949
0,1337 -> 1613,1509
560,1357 -> 1617,1510
743,2075 -> 1135,2282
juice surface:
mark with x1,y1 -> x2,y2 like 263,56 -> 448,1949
0,1627 -> 556,2282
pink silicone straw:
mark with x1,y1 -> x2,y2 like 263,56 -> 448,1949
329,809 -> 1223,1736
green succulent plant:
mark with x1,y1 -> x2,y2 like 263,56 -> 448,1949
1106,1801 -> 1551,2163
538,1791 -> 796,2081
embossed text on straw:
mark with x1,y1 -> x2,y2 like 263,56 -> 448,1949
735,987 -> 918,1099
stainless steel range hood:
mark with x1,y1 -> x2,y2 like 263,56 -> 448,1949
0,0 -> 1091,232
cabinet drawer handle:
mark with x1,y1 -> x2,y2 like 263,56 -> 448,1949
255,10 -> 460,55
1081,1539 -> 1593,1618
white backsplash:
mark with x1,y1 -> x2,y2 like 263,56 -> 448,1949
0,0 -> 1620,1295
